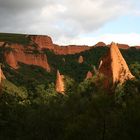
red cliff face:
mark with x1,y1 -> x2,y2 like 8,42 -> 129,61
108,43 -> 130,49
98,42 -> 134,88
30,35 -> 90,55
5,51 -> 18,69
4,44 -> 50,72
30,35 -> 54,50
53,45 -> 90,55
55,70 -> 65,94
117,43 -> 130,49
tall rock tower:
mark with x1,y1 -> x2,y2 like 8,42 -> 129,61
86,71 -> 93,79
0,65 -> 6,94
55,70 -> 65,94
78,55 -> 84,63
98,42 -> 134,87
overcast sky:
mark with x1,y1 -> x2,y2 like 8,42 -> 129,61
0,0 -> 140,45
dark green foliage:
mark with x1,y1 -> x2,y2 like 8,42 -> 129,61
121,48 -> 140,65
0,33 -> 31,45
45,47 -> 108,82
0,33 -> 140,140
0,77 -> 140,140
129,62 -> 140,79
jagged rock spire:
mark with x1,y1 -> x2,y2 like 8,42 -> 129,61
98,42 -> 134,87
0,65 -> 6,83
93,65 -> 98,74
78,55 -> 84,63
0,65 -> 6,94
55,70 -> 65,94
86,71 -> 93,79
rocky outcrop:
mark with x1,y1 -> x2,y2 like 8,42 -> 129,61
78,55 -> 84,63
0,66 -> 6,83
117,43 -> 130,49
4,44 -> 50,72
15,52 -> 50,71
86,71 -> 93,79
30,35 -> 90,55
108,43 -> 130,49
55,70 -> 65,94
133,46 -> 140,49
30,35 -> 54,50
98,42 -> 134,87
0,42 -> 5,47
95,42 -> 106,47
53,45 -> 90,55
93,65 -> 98,74
0,66 -> 6,94
5,51 -> 18,69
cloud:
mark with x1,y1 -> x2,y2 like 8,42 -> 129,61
56,33 -> 140,46
0,0 -> 139,44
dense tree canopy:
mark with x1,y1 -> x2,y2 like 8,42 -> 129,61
0,45 -> 140,140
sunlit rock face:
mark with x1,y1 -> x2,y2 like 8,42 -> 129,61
98,42 -> 134,87
0,42 -> 5,47
55,70 -> 65,94
108,43 -> 130,49
86,71 -> 93,79
53,45 -> 90,55
117,43 -> 130,49
0,66 -> 6,94
0,66 -> 6,83
30,35 -> 90,55
4,44 -> 50,72
78,55 -> 84,63
30,35 -> 54,50
95,42 -> 106,47
4,51 -> 18,69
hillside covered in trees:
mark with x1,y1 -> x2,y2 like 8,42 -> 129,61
0,33 -> 140,140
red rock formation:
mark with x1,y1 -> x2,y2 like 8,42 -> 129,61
5,51 -> 18,69
29,35 -> 91,54
108,43 -> 130,49
95,42 -> 106,47
53,44 -> 90,55
98,60 -> 103,70
0,42 -> 5,47
78,55 -> 84,63
0,66 -> 6,94
117,43 -> 130,49
4,44 -> 50,72
55,70 -> 65,94
15,52 -> 50,72
133,46 -> 140,49
93,65 -> 98,74
98,42 -> 134,87
86,71 -> 93,79
0,66 -> 6,82
30,35 -> 54,50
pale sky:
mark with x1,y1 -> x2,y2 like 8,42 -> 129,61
0,0 -> 140,46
